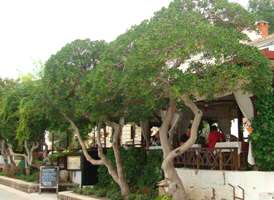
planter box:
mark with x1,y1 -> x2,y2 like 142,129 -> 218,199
0,176 -> 39,193
58,191 -> 108,200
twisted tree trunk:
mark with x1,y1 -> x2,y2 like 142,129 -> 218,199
159,96 -> 202,200
0,140 -> 14,174
7,141 -> 39,175
63,114 -> 129,200
0,140 -> 8,165
24,141 -> 39,175
108,122 -> 130,200
140,121 -> 150,150
5,144 -> 18,175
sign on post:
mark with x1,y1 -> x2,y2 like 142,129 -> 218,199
39,166 -> 59,193
67,156 -> 81,170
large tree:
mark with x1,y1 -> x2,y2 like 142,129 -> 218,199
42,39 -> 133,200
0,78 -> 17,171
0,78 -> 47,175
39,1 -> 272,199
100,0 -> 272,199
15,79 -> 48,175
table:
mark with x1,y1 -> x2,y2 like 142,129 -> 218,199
215,142 -> 242,170
215,142 -> 242,154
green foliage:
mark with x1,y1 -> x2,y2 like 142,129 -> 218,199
16,80 -> 48,143
0,169 -> 38,182
252,90 -> 274,170
94,187 -> 108,197
137,150 -> 163,188
15,170 -> 39,182
108,192 -> 123,200
73,186 -> 95,196
0,78 -> 48,157
249,0 -> 274,33
48,151 -> 77,162
98,148 -> 162,194
128,193 -> 151,200
98,148 -> 147,188
105,186 -> 122,200
154,195 -> 172,200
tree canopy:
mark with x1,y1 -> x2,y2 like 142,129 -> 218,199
249,0 -> 274,33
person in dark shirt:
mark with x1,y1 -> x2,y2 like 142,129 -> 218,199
207,125 -> 225,149
178,125 -> 192,145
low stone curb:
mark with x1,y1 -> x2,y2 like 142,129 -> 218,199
0,175 -> 39,193
58,191 -> 108,200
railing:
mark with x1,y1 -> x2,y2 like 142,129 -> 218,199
174,147 -> 246,170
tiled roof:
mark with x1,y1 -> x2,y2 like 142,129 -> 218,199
262,49 -> 274,60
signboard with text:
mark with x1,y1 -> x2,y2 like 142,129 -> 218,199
39,166 -> 59,193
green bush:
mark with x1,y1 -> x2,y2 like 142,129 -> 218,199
128,193 -> 151,200
72,186 -> 82,194
106,186 -> 120,199
137,150 -> 162,189
252,91 -> 274,170
108,191 -> 123,200
15,171 -> 39,182
82,186 -> 96,196
94,148 -> 163,199
0,168 -> 38,182
73,186 -> 98,196
94,187 -> 108,197
154,195 -> 172,200
98,148 -> 162,192
98,148 -> 147,188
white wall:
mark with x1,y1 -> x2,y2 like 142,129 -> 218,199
176,168 -> 274,200
71,171 -> 82,185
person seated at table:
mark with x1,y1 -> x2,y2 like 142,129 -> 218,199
207,125 -> 225,149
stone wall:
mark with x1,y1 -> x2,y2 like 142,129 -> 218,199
58,191 -> 107,200
0,176 -> 39,193
176,168 -> 274,200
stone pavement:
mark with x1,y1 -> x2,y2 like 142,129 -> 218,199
0,184 -> 57,200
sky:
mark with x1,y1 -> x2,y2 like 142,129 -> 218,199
0,0 -> 248,79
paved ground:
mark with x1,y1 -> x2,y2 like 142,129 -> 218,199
0,184 -> 57,200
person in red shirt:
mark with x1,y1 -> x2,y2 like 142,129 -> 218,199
207,125 -> 225,150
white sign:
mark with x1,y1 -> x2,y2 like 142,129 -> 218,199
67,156 -> 81,170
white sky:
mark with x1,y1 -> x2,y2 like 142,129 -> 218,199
0,0 -> 248,79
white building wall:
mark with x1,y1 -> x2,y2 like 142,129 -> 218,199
71,171 -> 82,185
176,168 -> 274,200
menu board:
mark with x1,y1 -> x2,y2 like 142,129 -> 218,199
39,166 -> 59,193
67,156 -> 81,170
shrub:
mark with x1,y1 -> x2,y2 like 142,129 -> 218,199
98,148 -> 147,188
94,187 -> 108,197
106,186 -> 120,199
15,170 -> 39,182
98,148 -> 162,190
82,186 -> 96,196
154,195 -> 172,200
108,191 -> 123,200
96,148 -> 162,199
252,91 -> 274,170
72,186 -> 82,194
128,193 -> 151,200
137,150 -> 162,189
